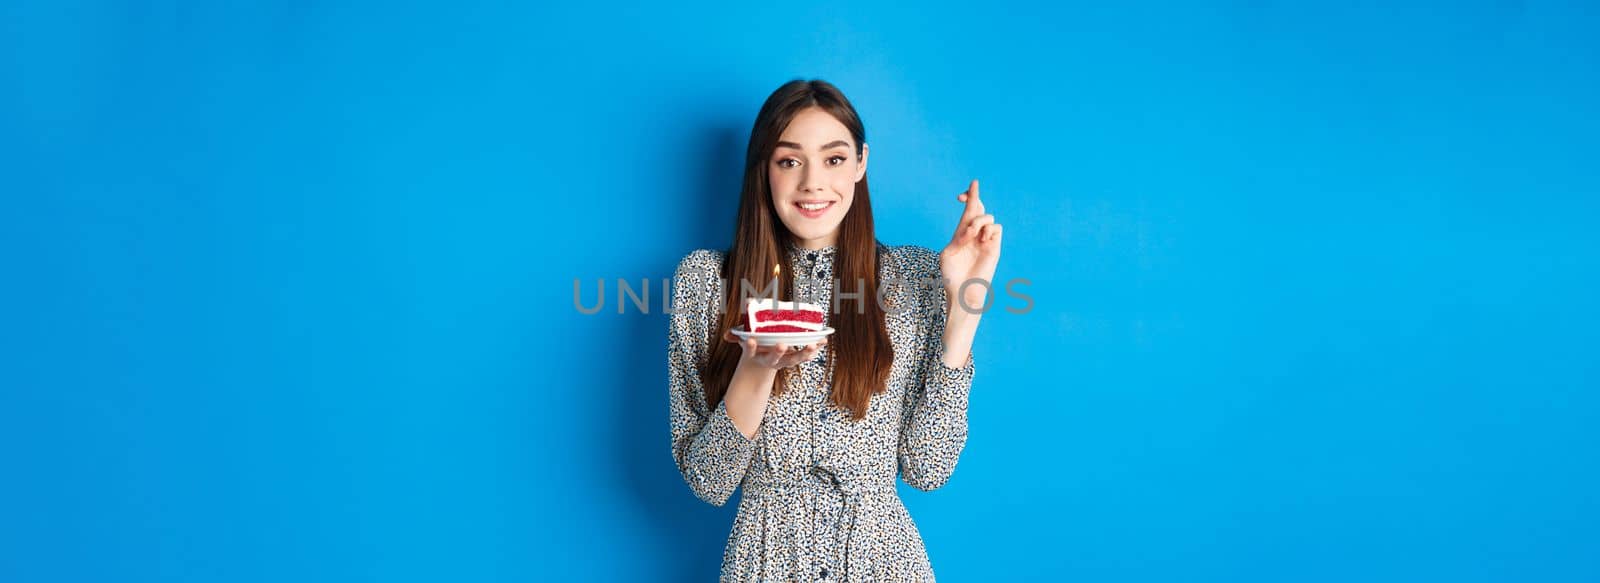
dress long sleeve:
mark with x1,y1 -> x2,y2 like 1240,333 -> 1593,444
667,250 -> 757,507
897,249 -> 977,492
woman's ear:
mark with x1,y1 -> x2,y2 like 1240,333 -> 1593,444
855,142 -> 869,182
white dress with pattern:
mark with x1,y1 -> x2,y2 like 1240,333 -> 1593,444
667,240 -> 976,582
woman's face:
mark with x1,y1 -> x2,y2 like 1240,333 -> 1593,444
769,107 -> 868,249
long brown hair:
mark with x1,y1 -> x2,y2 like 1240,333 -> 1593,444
700,79 -> 894,421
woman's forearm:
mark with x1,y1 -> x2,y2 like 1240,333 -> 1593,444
724,362 -> 777,439
940,304 -> 981,368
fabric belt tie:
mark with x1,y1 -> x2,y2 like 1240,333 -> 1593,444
747,467 -> 895,581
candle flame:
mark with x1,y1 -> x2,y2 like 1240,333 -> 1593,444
773,264 -> 781,277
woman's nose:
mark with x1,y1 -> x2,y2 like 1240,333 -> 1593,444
798,170 -> 825,193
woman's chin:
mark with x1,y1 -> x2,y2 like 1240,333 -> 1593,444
787,227 -> 839,243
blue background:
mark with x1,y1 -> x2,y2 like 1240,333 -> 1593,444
4,1 -> 1597,581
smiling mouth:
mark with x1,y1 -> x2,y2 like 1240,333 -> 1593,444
795,201 -> 835,213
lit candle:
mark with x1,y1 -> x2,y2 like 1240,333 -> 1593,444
771,263 -> 781,302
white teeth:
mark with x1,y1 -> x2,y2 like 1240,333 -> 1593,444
799,202 -> 830,211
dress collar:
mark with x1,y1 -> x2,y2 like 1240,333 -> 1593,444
785,238 -> 838,264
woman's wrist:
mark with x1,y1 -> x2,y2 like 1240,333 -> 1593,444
733,356 -> 779,384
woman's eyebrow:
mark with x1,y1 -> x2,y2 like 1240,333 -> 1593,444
776,140 -> 852,152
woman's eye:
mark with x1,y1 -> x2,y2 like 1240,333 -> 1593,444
827,156 -> 846,166
777,159 -> 798,168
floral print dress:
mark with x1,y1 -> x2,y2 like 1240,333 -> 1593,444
667,240 -> 977,582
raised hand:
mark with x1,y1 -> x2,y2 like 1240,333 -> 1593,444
940,179 -> 1003,314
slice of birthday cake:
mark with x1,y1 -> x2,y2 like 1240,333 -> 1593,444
741,298 -> 828,333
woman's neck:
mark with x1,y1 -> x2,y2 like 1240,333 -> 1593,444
790,233 -> 837,250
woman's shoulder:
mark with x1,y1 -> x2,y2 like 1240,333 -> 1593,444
672,249 -> 727,297
674,248 -> 726,276
670,250 -> 725,322
879,242 -> 941,278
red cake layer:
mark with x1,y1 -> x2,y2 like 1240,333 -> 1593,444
752,324 -> 813,333
754,309 -> 825,325
741,314 -> 823,331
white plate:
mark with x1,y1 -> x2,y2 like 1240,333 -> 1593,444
730,325 -> 835,347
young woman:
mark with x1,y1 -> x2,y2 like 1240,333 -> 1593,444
667,79 -> 1002,582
